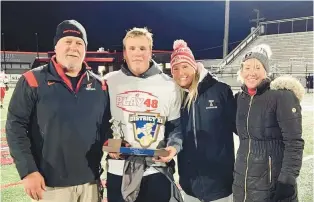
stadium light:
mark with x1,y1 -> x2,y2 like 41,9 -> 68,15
250,9 -> 266,28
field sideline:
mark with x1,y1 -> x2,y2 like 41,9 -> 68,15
1,89 -> 313,202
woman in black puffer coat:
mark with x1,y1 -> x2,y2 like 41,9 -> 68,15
233,44 -> 305,202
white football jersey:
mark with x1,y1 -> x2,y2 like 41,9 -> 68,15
105,70 -> 181,176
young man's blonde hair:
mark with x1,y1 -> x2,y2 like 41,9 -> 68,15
123,27 -> 153,50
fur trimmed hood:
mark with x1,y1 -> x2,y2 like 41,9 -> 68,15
270,75 -> 305,101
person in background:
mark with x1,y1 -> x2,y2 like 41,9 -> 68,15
0,70 -> 9,109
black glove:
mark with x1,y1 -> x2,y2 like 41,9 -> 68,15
274,182 -> 295,201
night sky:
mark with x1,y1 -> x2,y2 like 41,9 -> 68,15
1,1 -> 313,59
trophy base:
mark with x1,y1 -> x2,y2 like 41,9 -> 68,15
108,139 -> 122,149
103,139 -> 168,157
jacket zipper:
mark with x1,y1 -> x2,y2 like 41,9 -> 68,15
243,95 -> 254,202
62,71 -> 87,97
269,156 -> 272,184
192,101 -> 197,148
75,71 -> 87,93
192,100 -> 206,197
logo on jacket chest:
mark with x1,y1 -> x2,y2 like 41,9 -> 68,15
116,91 -> 159,112
206,100 -> 218,109
86,82 -> 96,91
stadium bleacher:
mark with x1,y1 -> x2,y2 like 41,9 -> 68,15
210,16 -> 314,89
229,31 -> 313,73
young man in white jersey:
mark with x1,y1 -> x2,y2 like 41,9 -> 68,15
104,27 -> 183,202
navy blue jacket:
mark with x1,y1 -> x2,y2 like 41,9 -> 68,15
178,73 -> 236,201
6,57 -> 111,187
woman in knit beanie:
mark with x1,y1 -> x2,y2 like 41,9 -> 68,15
171,39 -> 236,202
233,44 -> 304,202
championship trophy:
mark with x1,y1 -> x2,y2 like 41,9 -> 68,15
103,117 -> 168,157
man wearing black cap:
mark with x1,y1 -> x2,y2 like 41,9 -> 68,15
6,20 -> 111,202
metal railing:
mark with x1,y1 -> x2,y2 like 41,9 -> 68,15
213,26 -> 262,73
210,63 -> 313,76
260,16 -> 314,35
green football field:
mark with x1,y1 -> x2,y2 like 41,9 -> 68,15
0,89 -> 313,202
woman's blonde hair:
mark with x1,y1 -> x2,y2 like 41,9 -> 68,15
123,27 -> 153,50
237,64 -> 244,84
183,72 -> 200,112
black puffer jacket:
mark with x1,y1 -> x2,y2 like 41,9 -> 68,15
233,76 -> 305,202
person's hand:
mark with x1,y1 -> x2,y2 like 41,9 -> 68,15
153,146 -> 176,163
108,141 -> 131,159
274,182 -> 295,201
23,171 -> 46,201
108,152 -> 121,159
